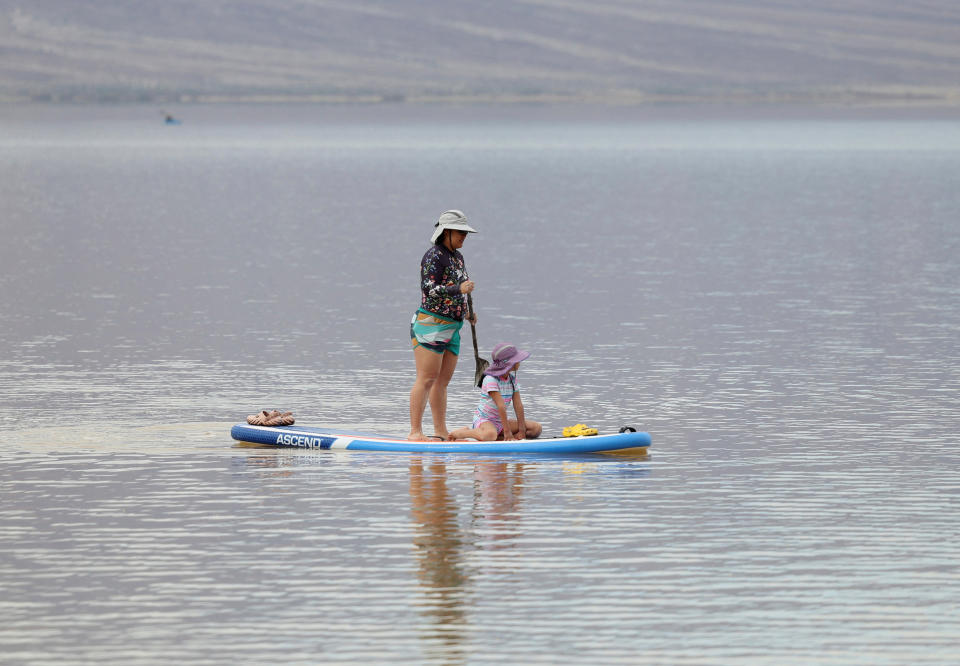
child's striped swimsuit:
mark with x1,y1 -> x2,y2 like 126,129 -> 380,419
473,372 -> 518,433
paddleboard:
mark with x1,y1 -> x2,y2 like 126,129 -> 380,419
231,423 -> 651,455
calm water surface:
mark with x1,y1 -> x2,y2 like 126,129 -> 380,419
1,104 -> 959,664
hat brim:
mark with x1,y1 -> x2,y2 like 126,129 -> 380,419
431,222 -> 478,244
484,350 -> 530,376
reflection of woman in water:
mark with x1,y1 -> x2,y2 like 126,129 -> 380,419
408,459 -> 468,656
407,459 -> 527,657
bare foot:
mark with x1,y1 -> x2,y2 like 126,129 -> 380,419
407,431 -> 432,441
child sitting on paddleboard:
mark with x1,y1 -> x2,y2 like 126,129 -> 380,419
448,343 -> 542,442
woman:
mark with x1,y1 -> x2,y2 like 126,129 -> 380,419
408,210 -> 478,441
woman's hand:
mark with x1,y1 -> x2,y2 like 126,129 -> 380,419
459,280 -> 475,294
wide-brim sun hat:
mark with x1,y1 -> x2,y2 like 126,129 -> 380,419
484,343 -> 531,377
431,209 -> 478,244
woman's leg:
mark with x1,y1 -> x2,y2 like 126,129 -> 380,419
409,345 -> 444,440
427,350 -> 459,439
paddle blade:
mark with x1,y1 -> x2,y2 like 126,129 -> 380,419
474,357 -> 490,388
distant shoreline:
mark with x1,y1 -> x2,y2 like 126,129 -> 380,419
3,86 -> 960,109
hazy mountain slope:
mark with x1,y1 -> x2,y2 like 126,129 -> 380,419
2,0 -> 959,103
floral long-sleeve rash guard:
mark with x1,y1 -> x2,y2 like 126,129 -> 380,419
420,244 -> 468,321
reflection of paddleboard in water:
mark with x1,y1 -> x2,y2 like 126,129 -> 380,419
231,423 -> 651,454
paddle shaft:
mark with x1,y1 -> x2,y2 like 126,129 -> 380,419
467,293 -> 480,357
467,293 -> 489,386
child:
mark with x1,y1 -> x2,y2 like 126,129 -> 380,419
448,343 -> 542,442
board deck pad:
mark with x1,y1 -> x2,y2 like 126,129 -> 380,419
231,423 -> 651,455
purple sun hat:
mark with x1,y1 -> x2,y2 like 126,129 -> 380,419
484,343 -> 531,377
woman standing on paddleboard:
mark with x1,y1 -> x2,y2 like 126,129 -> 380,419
408,210 -> 477,441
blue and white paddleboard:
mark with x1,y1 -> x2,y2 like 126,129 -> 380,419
231,423 -> 651,455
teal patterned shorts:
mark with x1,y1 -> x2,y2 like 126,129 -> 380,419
410,309 -> 462,356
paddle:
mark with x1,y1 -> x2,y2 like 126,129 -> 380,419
467,293 -> 489,387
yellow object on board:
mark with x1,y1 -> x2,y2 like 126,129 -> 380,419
562,424 -> 599,437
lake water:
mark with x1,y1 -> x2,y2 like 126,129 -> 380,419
1,104 -> 959,664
